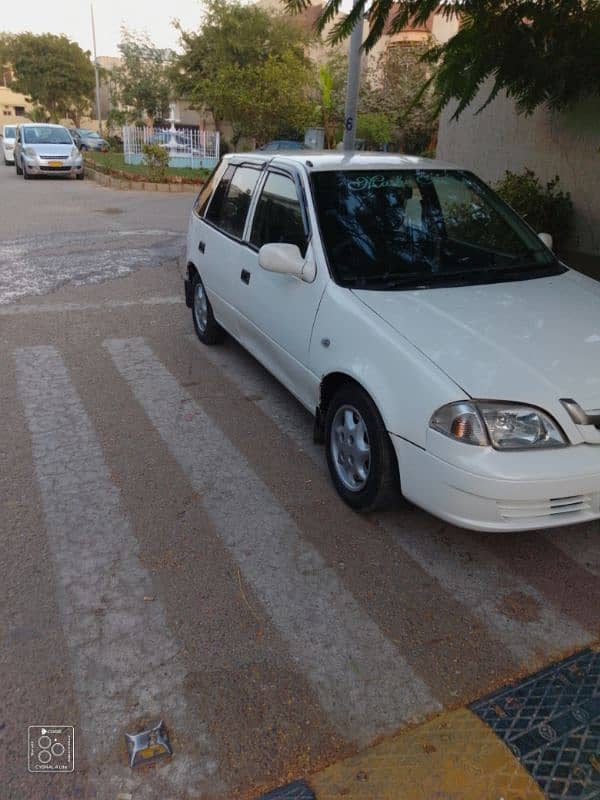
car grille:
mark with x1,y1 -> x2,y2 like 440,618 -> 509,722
497,495 -> 593,521
40,166 -> 71,172
40,155 -> 68,160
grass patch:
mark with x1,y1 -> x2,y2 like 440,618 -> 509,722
84,151 -> 210,183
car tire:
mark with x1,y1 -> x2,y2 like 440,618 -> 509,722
79,144 -> 87,152
15,158 -> 22,175
23,162 -> 31,180
76,171 -> 84,180
325,383 -> 400,512
191,272 -> 225,345
4,157 -> 9,166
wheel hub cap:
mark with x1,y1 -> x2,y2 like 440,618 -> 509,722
193,283 -> 208,332
331,405 -> 371,492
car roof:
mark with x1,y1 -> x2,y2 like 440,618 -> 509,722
19,123 -> 69,129
225,151 -> 460,172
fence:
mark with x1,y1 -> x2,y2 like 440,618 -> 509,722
123,126 -> 220,170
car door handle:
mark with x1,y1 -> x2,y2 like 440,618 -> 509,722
198,241 -> 205,254
241,269 -> 251,285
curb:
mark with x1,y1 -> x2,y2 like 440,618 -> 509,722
84,164 -> 201,193
256,646 -> 600,800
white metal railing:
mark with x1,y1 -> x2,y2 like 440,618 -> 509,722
123,125 -> 220,167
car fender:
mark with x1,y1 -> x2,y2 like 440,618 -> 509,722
309,283 -> 468,449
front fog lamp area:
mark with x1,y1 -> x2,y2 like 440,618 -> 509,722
430,401 -> 567,450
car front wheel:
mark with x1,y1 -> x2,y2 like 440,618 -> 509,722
191,272 -> 225,345
325,383 -> 399,512
15,157 -> 22,175
23,162 -> 31,180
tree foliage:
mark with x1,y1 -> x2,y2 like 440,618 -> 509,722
361,41 -> 438,153
111,29 -> 175,124
0,32 -> 95,123
313,52 -> 347,148
282,0 -> 600,117
174,0 -> 314,146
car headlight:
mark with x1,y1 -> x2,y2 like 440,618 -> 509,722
23,147 -> 37,158
430,401 -> 567,450
71,146 -> 80,158
6,143 -> 14,150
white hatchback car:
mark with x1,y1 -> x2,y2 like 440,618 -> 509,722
184,152 -> 600,532
2,124 -> 17,165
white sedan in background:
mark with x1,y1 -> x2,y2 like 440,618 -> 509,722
2,124 -> 16,165
184,152 -> 600,532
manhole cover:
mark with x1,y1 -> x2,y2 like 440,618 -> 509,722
471,649 -> 600,799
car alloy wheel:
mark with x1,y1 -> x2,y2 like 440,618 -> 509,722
330,405 -> 371,492
193,281 -> 208,333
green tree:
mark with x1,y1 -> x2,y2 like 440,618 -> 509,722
282,0 -> 600,118
314,52 -> 347,148
356,111 -> 393,149
1,32 -> 95,123
111,29 -> 174,124
361,41 -> 438,153
174,0 -> 314,147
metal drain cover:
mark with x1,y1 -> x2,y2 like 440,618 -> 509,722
125,720 -> 172,768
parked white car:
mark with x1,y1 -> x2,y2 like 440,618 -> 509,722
184,152 -> 600,532
2,124 -> 17,165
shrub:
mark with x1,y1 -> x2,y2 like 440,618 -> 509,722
494,169 -> 574,251
357,112 -> 394,150
141,142 -> 169,182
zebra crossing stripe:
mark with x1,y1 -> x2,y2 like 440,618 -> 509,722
392,526 -> 591,662
15,345 -> 221,799
105,336 -> 441,745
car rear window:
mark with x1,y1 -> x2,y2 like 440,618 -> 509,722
3,126 -> 16,138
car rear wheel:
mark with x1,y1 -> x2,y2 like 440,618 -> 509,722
15,158 -> 22,175
191,272 -> 225,345
325,383 -> 399,512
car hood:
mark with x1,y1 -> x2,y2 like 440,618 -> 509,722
353,269 -> 600,408
28,143 -> 74,155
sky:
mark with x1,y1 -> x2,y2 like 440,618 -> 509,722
1,0 -> 206,58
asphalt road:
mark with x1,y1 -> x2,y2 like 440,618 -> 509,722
0,164 -> 599,800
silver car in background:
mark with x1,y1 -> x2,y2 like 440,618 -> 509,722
14,123 -> 84,180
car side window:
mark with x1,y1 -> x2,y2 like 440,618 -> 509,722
250,172 -> 308,256
205,165 -> 235,225
205,165 -> 261,239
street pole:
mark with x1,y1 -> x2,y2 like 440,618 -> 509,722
91,2 -> 103,134
342,8 -> 364,152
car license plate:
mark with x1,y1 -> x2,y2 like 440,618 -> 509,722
49,160 -> 62,167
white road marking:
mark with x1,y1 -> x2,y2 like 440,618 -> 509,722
106,336 -> 440,744
15,346 -> 221,799
545,528 -> 600,577
389,524 -> 592,662
0,295 -> 181,315
188,333 -> 323,467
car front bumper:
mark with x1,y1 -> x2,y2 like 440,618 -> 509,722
393,431 -> 600,532
23,158 -> 83,176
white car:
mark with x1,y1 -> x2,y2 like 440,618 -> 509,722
184,152 -> 600,532
2,124 -> 17,165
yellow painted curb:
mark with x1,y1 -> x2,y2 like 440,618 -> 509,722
311,708 -> 544,800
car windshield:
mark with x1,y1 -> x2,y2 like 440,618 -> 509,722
78,129 -> 99,138
23,126 -> 72,145
4,126 -> 16,138
311,169 -> 564,289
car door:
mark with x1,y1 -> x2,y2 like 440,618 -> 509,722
236,167 -> 328,410
189,161 -> 263,338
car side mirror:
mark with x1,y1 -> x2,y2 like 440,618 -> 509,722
538,232 -> 553,251
258,243 -> 315,282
